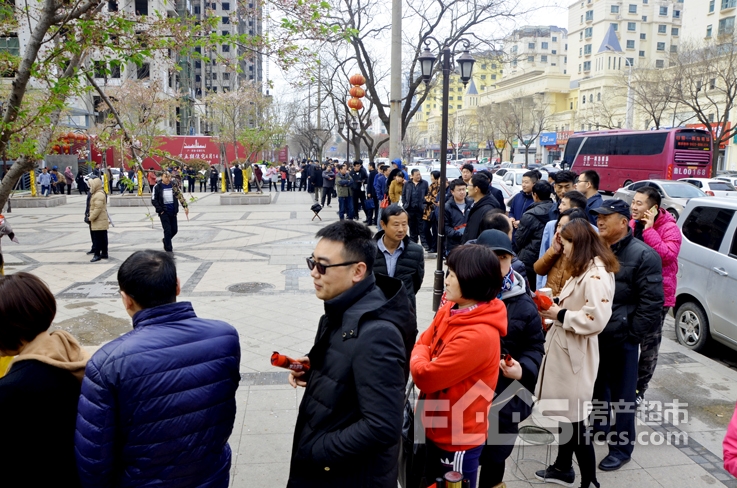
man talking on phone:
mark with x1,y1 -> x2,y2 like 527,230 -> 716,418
287,220 -> 417,488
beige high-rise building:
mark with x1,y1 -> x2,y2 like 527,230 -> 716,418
682,0 -> 736,42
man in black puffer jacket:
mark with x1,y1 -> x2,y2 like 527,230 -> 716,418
475,230 -> 545,487
288,221 -> 417,488
589,199 -> 664,472
462,173 -> 504,243
444,178 -> 472,256
513,181 -> 555,291
373,205 -> 425,310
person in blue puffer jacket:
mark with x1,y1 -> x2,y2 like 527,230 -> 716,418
74,250 -> 241,487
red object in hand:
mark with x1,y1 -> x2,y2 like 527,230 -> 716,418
504,354 -> 514,367
271,352 -> 310,372
532,292 -> 553,311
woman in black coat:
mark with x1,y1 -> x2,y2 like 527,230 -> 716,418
0,273 -> 88,487
76,168 -> 88,194
233,164 -> 243,192
475,230 -> 546,488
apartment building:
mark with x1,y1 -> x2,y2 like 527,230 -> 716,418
682,0 -> 737,42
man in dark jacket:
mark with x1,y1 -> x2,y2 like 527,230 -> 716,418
401,168 -> 430,247
590,199 -> 664,472
444,178 -> 472,255
475,230 -> 545,487
374,204 -> 425,310
288,221 -> 417,488
508,170 -> 539,227
576,169 -> 603,225
75,250 -> 240,487
311,162 -> 324,203
462,173 -> 503,243
151,171 -> 188,253
350,161 -> 368,222
513,181 -> 555,291
366,162 -> 379,225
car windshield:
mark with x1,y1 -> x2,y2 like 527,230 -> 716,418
709,181 -> 736,191
660,183 -> 707,198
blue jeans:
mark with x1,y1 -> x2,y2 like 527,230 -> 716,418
338,196 -> 353,220
41,185 -> 50,196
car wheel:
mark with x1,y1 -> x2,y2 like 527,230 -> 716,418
623,179 -> 633,187
667,208 -> 679,220
675,302 -> 710,352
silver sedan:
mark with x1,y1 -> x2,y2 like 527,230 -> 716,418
613,179 -> 707,221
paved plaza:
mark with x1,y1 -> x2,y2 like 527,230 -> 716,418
3,189 -> 737,487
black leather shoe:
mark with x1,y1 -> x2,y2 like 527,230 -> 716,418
100,255 -> 109,260
86,250 -> 95,255
90,255 -> 102,262
598,454 -> 630,471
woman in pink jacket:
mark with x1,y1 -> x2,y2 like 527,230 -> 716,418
725,401 -> 737,476
629,186 -> 682,405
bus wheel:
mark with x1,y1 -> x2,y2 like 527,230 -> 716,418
623,179 -> 633,187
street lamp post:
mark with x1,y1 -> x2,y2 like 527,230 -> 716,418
418,38 -> 475,311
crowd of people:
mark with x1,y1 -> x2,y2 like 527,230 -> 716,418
0,162 -> 702,488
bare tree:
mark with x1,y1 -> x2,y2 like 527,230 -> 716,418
672,33 -> 737,176
402,126 -> 422,162
447,113 -> 477,160
477,103 -> 515,162
504,92 -> 550,167
624,65 -> 681,129
579,86 -> 626,130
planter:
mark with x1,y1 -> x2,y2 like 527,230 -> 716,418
220,193 -> 271,205
108,195 -> 153,207
9,195 -> 67,208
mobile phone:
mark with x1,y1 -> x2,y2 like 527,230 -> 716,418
649,205 -> 658,215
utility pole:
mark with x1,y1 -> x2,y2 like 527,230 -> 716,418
388,0 -> 402,162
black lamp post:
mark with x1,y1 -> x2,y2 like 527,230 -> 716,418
418,38 -> 475,311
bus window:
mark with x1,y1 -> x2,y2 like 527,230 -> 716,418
614,133 -> 667,156
581,136 -> 613,155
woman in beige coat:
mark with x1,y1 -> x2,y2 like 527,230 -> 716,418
534,219 -> 619,488
88,178 -> 109,262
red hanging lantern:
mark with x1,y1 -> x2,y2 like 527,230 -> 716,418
347,97 -> 364,111
62,144 -> 71,154
349,73 -> 366,86
349,86 -> 365,98
52,144 -> 61,153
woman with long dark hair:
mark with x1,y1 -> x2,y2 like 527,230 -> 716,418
535,219 -> 619,488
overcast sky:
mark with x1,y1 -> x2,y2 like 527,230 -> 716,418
268,0 -> 569,102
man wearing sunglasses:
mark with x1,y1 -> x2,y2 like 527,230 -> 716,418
287,220 -> 417,487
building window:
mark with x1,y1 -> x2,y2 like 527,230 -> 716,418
626,40 -> 635,48
222,2 -> 229,9
552,36 -> 558,41
585,27 -> 593,37
628,22 -> 637,31
212,72 -> 217,79
640,33 -> 646,39
583,61 -> 591,71
659,6 -> 668,15
137,63 -> 150,79
491,74 -> 497,79
707,25 -> 713,37
134,0 -> 147,15
93,61 -> 106,78
611,5 -> 620,13
578,63 -> 582,73
584,44 -> 592,54
710,0 -> 715,12
108,0 -> 118,11
222,44 -> 230,52
719,16 -> 735,35
657,42 -> 666,50
658,24 -> 667,33
195,74 -> 201,83
541,55 -> 548,62
710,78 -> 716,89
642,15 -> 647,21
628,4 -> 637,13
672,27 -> 679,36
597,92 -> 601,101
611,23 -> 619,31
580,31 -> 584,40
527,56 -> 534,62
674,10 -> 680,18
639,50 -> 645,57
542,42 -> 549,49
222,30 -> 229,36
193,5 -> 199,13
671,45 -> 678,52
626,57 -> 634,66
655,59 -> 665,68
110,61 -> 121,78
723,0 -> 736,9
582,95 -> 586,104
222,16 -> 230,23
585,10 -> 593,21
491,63 -> 497,68
552,49 -> 557,54
528,42 -> 535,49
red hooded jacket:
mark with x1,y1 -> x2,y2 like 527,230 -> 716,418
410,299 -> 507,451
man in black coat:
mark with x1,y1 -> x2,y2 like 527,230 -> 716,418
366,162 -> 379,225
401,168 -> 430,247
590,199 -> 664,472
513,181 -> 555,291
461,173 -> 503,244
475,230 -> 545,487
373,205 -> 425,310
311,162 -> 324,203
349,161 -> 368,222
444,178 -> 472,256
287,221 -> 417,488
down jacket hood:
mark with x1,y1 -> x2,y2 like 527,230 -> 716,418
11,330 -> 89,382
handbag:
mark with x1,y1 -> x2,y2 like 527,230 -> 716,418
364,197 -> 375,210
380,195 -> 390,209
398,379 -> 426,488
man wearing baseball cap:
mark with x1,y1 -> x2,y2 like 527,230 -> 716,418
588,199 -> 664,471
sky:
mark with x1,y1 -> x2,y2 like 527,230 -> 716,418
267,0 -> 570,104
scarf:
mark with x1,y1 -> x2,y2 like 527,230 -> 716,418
497,268 -> 514,299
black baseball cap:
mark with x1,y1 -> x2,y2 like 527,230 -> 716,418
590,199 -> 631,219
476,230 -> 516,256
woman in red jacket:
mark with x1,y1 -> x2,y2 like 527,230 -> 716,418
411,244 -> 507,487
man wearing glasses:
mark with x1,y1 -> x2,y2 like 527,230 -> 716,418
576,170 -> 603,225
287,220 -> 417,487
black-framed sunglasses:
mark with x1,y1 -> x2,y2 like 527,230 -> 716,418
306,257 -> 359,275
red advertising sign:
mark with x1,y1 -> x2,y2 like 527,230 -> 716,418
557,131 -> 573,144
277,146 -> 289,162
686,123 -> 731,149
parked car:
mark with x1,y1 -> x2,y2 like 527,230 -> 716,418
679,177 -> 737,197
499,168 -> 549,196
716,175 -> 737,188
492,176 -> 514,206
84,168 -> 121,190
612,179 -> 707,220
429,164 -> 462,181
675,197 -> 737,352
